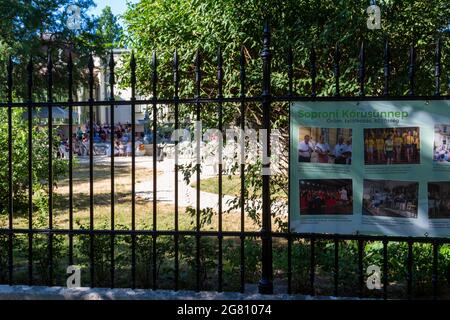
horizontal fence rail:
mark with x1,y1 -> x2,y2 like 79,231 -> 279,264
0,23 -> 449,300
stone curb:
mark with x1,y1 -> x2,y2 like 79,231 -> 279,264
0,285 -> 361,300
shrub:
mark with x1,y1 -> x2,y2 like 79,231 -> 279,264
0,108 -> 68,216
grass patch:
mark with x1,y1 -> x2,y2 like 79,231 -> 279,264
193,175 -> 286,199
1,162 -> 258,232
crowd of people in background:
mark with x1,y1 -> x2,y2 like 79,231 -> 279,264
57,122 -> 145,158
364,128 -> 420,165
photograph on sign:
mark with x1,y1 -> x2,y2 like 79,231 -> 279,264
362,179 -> 418,218
433,124 -> 450,163
363,127 -> 420,165
298,127 -> 352,164
299,179 -> 353,216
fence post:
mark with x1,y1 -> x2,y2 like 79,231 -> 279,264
434,38 -> 441,96
408,45 -> 415,96
258,20 -> 273,295
7,55 -> 13,286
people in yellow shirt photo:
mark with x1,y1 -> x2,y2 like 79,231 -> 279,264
364,127 -> 420,165
413,130 -> 420,162
404,130 -> 415,163
393,129 -> 403,163
375,133 -> 385,163
364,132 -> 375,164
385,134 -> 394,165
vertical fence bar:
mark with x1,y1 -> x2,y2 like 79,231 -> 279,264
310,236 -> 315,296
310,46 -> 316,97
173,49 -> 180,291
130,52 -> 137,289
151,51 -> 158,290
109,51 -> 116,288
195,49 -> 202,292
87,54 -> 95,287
258,21 -> 273,295
358,239 -> 364,297
7,56 -> 13,285
68,53 -> 74,266
334,43 -> 340,97
334,238 -> 339,296
434,39 -> 441,96
287,234 -> 292,294
408,45 -> 415,96
432,240 -> 438,300
239,47 -> 246,294
358,41 -> 365,96
382,238 -> 388,300
288,48 -> 293,96
383,39 -> 390,96
287,47 -> 293,295
47,53 -> 54,286
217,47 -> 224,292
27,57 -> 33,286
407,240 -> 413,299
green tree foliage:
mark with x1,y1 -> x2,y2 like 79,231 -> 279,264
0,0 -> 120,101
0,0 -> 116,232
122,0 -> 449,98
0,108 -> 68,218
96,6 -> 123,50
0,1 -> 121,223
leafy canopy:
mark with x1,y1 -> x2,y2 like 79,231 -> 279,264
0,0 -> 123,101
96,5 -> 123,50
122,0 -> 449,98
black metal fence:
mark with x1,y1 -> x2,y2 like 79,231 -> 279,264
0,22 -> 449,299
